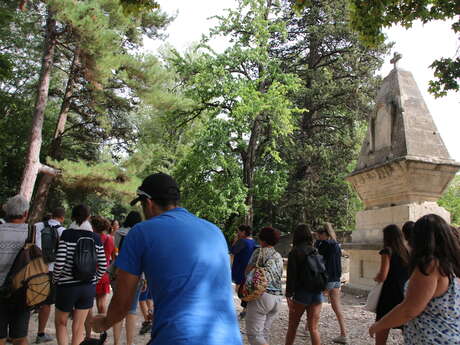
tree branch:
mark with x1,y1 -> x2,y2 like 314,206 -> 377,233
38,163 -> 59,176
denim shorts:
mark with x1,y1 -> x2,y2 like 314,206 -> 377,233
326,281 -> 341,290
293,289 -> 324,306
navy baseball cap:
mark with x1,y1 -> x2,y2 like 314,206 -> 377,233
130,173 -> 180,206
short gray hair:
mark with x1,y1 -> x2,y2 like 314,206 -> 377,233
4,195 -> 29,218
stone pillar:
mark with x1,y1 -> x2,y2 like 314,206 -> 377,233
343,65 -> 459,291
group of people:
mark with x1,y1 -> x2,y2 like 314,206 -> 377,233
231,215 -> 460,345
0,197 -> 153,345
0,172 -> 459,345
231,222 -> 347,345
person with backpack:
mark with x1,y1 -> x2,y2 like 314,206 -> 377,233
314,223 -> 348,344
244,227 -> 283,345
34,207 -> 66,344
53,205 -> 107,345
0,195 -> 32,345
285,224 -> 326,345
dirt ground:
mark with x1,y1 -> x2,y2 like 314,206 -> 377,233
26,289 -> 403,345
236,292 -> 403,345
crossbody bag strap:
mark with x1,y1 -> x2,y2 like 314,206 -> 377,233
263,251 -> 276,267
26,223 -> 36,245
255,248 -> 265,268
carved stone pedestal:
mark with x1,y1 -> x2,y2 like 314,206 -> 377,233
344,202 -> 450,290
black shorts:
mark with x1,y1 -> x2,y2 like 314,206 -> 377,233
44,281 -> 56,305
55,284 -> 95,313
0,303 -> 30,339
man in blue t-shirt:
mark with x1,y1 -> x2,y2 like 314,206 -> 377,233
92,173 -> 242,345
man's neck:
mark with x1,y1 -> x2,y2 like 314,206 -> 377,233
151,205 -> 178,218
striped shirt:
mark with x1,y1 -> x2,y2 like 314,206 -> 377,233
53,222 -> 107,286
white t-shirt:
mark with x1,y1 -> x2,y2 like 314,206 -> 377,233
35,219 -> 66,271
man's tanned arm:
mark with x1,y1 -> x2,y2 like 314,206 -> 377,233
92,268 -> 139,332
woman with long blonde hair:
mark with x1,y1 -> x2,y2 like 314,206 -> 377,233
314,223 -> 347,344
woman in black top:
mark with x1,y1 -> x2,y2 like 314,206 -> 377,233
285,224 -> 323,345
315,223 -> 347,344
373,224 -> 409,345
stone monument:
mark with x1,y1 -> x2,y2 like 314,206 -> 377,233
344,54 -> 460,291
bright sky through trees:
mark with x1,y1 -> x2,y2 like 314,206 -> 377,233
146,0 -> 459,161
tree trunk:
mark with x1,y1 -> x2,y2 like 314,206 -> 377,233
19,11 -> 57,201
242,115 -> 264,227
29,47 -> 80,223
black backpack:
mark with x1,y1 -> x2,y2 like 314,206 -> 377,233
73,235 -> 97,282
41,221 -> 60,263
301,250 -> 328,293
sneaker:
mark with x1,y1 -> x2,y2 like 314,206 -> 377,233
332,335 -> 348,344
35,334 -> 53,343
139,321 -> 152,335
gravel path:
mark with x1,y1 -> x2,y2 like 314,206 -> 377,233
26,289 -> 403,345
235,292 -> 403,345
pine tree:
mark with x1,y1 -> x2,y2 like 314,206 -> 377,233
15,0 -> 172,216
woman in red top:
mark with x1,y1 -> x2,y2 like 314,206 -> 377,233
91,216 -> 114,312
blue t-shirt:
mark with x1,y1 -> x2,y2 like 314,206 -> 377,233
231,238 -> 257,284
115,208 -> 242,345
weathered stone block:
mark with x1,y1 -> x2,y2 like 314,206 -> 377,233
347,249 -> 381,290
351,202 -> 451,243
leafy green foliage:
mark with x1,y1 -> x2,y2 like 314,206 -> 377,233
169,0 -> 302,230
429,57 -> 460,97
0,2 -> 48,201
348,0 -> 459,97
439,175 -> 460,226
50,158 -> 141,201
119,0 -> 159,15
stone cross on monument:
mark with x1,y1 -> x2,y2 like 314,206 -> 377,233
390,52 -> 402,69
343,62 -> 460,291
